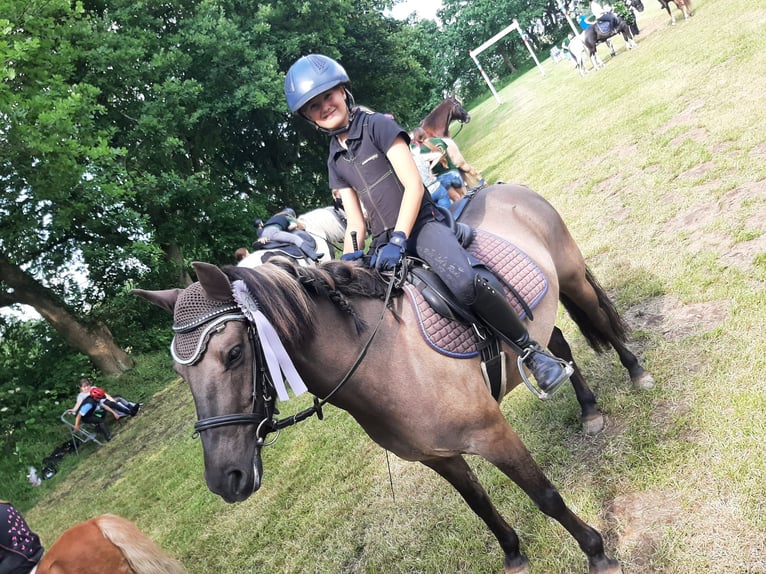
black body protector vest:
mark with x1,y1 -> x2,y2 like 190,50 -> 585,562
332,111 -> 433,243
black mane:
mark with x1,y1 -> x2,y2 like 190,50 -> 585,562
222,259 -> 390,347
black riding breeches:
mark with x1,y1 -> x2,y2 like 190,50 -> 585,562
408,219 -> 477,307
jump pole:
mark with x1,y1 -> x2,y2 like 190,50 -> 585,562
469,19 -> 545,105
557,0 -> 582,37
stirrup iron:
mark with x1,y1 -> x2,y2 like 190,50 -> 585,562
516,350 -> 574,400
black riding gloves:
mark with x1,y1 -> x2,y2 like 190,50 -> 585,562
374,231 -> 407,271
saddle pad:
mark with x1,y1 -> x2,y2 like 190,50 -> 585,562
403,229 -> 548,358
596,21 -> 612,36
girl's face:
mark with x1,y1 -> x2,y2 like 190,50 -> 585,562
301,85 -> 349,130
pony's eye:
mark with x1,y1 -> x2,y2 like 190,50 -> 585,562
227,345 -> 243,365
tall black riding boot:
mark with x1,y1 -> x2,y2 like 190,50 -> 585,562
471,274 -> 572,398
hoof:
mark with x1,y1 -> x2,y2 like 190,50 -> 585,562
589,557 -> 622,574
504,555 -> 530,574
582,414 -> 605,435
632,372 -> 655,390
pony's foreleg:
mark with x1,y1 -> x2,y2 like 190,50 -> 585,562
590,51 -> 604,70
659,1 -> 676,24
605,39 -> 616,57
623,30 -> 637,49
422,456 -> 530,574
548,327 -> 604,435
470,429 -> 621,573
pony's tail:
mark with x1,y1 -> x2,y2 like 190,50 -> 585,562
96,514 -> 188,574
559,266 -> 630,353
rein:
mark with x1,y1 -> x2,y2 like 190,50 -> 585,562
266,272 -> 399,433
191,273 -> 399,444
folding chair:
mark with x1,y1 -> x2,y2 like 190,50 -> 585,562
60,410 -> 104,452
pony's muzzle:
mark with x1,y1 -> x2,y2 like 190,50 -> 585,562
205,450 -> 263,503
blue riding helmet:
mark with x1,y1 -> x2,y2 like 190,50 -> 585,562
281,208 -> 296,218
285,54 -> 350,113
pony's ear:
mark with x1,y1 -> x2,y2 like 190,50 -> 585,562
131,288 -> 183,313
192,262 -> 233,301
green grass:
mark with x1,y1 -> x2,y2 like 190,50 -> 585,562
19,1 -> 766,572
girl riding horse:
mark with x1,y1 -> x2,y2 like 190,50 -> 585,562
284,53 -> 572,397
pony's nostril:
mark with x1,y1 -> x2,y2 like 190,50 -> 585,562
227,468 -> 246,495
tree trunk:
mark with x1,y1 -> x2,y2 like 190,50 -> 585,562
0,254 -> 134,375
164,240 -> 193,287
499,45 -> 517,74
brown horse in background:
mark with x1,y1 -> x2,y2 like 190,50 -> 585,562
658,0 -> 692,24
134,183 -> 656,573
420,95 -> 471,138
35,514 -> 186,574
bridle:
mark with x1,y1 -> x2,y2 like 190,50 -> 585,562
448,97 -> 469,137
171,302 -> 281,447
186,275 -> 399,445
191,319 -> 283,446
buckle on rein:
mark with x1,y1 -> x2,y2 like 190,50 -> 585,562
192,398 -> 325,450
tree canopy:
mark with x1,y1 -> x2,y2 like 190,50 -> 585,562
1,0 -> 575,453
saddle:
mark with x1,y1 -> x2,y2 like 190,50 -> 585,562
251,230 -> 317,263
402,207 -> 548,401
596,20 -> 613,37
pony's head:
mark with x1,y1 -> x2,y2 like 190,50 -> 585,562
627,0 -> 645,11
448,95 -> 471,125
421,96 -> 471,138
133,260 -> 383,503
133,262 -> 288,502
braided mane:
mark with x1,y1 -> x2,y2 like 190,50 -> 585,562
223,259 -> 390,347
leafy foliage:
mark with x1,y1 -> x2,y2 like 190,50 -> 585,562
438,0 -> 576,100
0,0 -> 138,308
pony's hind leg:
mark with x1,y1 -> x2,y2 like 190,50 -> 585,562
559,267 -> 655,390
422,456 -> 530,574
548,327 -> 604,435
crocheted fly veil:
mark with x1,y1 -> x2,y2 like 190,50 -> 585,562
170,277 -> 308,402
171,282 -> 242,365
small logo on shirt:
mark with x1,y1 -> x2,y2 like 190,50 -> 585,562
361,154 -> 379,165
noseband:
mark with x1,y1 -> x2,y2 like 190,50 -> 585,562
192,323 -> 280,445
